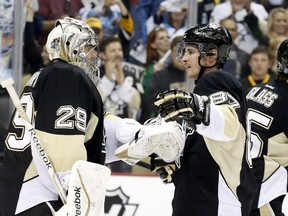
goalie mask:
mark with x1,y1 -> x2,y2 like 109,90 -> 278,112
176,23 -> 232,64
277,38 -> 288,75
46,17 -> 100,85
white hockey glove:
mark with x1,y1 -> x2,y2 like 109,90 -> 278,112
154,89 -> 210,127
151,155 -> 175,184
115,117 -> 186,163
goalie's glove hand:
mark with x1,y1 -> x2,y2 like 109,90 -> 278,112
150,155 -> 176,184
154,89 -> 210,126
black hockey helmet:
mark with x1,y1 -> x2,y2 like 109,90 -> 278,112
277,38 -> 288,74
176,23 -> 232,64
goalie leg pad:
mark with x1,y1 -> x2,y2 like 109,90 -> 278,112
56,160 -> 111,216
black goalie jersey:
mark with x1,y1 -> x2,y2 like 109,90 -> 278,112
0,61 -> 105,215
245,79 -> 288,209
172,71 -> 257,216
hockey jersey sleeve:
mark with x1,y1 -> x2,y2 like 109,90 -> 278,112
194,71 -> 243,141
197,103 -> 241,141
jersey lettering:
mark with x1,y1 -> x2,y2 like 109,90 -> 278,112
5,93 -> 34,151
245,108 -> 273,167
246,87 -> 278,108
209,91 -> 240,109
55,105 -> 87,132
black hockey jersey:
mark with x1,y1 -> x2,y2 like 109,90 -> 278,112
0,61 -> 105,215
172,71 -> 257,216
245,79 -> 288,208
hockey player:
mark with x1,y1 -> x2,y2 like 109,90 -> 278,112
0,17 -> 107,216
0,16 -> 186,216
246,38 -> 288,216
152,23 -> 257,215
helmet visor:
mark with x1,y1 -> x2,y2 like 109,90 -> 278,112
176,42 -> 198,60
176,42 -> 216,60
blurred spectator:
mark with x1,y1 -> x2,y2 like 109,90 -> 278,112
220,18 -> 250,79
35,0 -> 83,50
267,7 -> 288,40
128,0 -> 166,65
131,0 -> 221,50
197,0 -> 226,24
80,0 -> 133,59
0,0 -> 14,158
266,7 -> 288,71
41,45 -> 50,67
146,36 -> 186,118
85,17 -> 104,42
153,0 -> 188,41
98,36 -> 142,173
23,0 -> 43,74
145,27 -> 170,72
139,26 -> 170,123
241,46 -> 275,91
210,0 -> 268,54
22,45 -> 51,91
261,0 -> 288,12
133,0 -> 164,44
269,35 -> 287,72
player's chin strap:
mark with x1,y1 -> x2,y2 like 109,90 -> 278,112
196,56 -> 218,83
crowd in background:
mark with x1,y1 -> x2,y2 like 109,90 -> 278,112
4,0 -> 288,173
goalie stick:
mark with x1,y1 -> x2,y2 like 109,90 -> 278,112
1,78 -> 67,204
136,160 -> 151,170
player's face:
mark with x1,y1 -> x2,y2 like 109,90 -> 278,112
84,44 -> 99,63
180,45 -> 201,78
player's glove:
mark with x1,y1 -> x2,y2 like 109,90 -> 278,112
150,155 -> 176,184
154,89 -> 210,126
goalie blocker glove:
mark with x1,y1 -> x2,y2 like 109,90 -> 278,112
154,89 -> 210,126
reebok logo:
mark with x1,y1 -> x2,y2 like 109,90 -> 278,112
74,186 -> 81,216
197,96 -> 205,113
29,128 -> 52,169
